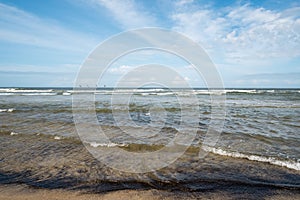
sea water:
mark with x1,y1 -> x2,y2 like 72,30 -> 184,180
0,87 -> 299,192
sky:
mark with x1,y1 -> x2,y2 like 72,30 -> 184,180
0,0 -> 299,88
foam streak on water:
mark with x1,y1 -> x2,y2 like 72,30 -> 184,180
203,146 -> 300,171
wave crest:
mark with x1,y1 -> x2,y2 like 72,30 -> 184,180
203,146 -> 300,171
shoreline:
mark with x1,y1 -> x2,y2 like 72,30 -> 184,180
0,184 -> 299,200
1,132 -> 300,199
0,184 -> 227,200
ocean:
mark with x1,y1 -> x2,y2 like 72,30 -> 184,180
0,88 -> 299,196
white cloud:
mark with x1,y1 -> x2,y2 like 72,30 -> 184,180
92,0 -> 156,29
184,76 -> 190,81
0,3 -> 97,52
171,4 -> 300,63
175,0 -> 194,7
102,64 -> 204,87
107,65 -> 135,74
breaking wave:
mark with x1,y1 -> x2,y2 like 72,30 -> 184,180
203,146 -> 300,171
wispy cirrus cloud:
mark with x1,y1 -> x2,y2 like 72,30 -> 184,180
107,65 -> 135,74
90,0 -> 156,29
175,0 -> 195,7
0,3 -> 98,52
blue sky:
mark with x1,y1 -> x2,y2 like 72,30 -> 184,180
0,0 -> 299,87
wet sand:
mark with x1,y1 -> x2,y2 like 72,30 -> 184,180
0,184 -> 171,200
0,184 -> 232,200
1,184 -> 300,200
1,132 -> 299,199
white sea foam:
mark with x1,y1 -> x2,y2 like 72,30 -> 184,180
0,92 -> 56,96
54,136 -> 61,140
225,89 -> 257,94
191,89 -> 258,95
0,108 -> 14,112
0,93 -> 14,95
22,93 -> 57,96
156,92 -> 174,96
0,88 -> 19,93
62,92 -> 71,95
203,146 -> 300,171
10,132 -> 18,136
193,90 -> 225,95
0,88 -> 56,96
0,88 -> 53,93
93,88 -> 167,95
88,142 -> 127,148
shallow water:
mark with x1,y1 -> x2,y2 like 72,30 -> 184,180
0,88 -> 299,193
